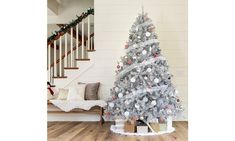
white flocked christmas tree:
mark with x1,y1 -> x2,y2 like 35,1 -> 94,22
104,11 -> 183,127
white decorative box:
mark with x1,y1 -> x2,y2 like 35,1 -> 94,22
115,119 -> 125,126
114,125 -> 124,132
167,116 -> 173,130
137,126 -> 148,133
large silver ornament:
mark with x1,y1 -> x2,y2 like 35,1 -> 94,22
118,93 -> 123,98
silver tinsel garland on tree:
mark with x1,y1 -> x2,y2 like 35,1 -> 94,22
104,12 -> 183,122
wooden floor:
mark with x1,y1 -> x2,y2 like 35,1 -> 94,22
48,121 -> 188,141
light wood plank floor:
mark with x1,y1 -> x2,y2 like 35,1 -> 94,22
48,121 -> 188,141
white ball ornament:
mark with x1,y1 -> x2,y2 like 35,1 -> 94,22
151,100 -> 157,106
118,93 -> 123,98
142,50 -> 147,55
125,100 -> 130,105
143,97 -> 148,102
138,36 -> 141,39
154,78 -> 159,83
109,102 -> 114,108
130,77 -> 136,82
166,109 -> 172,114
135,104 -> 140,109
136,27 -> 138,31
140,116 -> 144,120
115,87 -> 119,92
133,44 -> 137,48
146,32 -> 151,37
147,68 -> 152,72
144,76 -> 148,80
124,111 -> 130,117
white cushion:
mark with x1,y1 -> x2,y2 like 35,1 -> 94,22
57,88 -> 69,100
67,84 -> 86,100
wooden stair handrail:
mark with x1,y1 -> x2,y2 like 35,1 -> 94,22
48,33 -> 94,69
47,8 -> 94,46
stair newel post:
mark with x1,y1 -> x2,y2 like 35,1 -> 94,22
76,24 -> 79,59
82,19 -> 84,59
48,45 -> 51,82
70,27 -> 73,67
59,36 -> 62,77
88,15 -> 90,50
54,40 -> 57,76
65,33 -> 67,68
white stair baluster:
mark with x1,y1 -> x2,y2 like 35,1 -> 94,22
82,19 -> 84,59
88,15 -> 90,50
91,37 -> 93,50
70,27 -> 73,67
54,40 -> 57,76
76,24 -> 79,59
59,36 -> 62,76
65,33 -> 67,68
48,45 -> 51,82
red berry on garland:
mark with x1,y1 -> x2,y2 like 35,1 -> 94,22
177,99 -> 180,102
117,65 -> 120,69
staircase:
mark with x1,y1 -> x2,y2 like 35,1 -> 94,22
47,8 -> 95,87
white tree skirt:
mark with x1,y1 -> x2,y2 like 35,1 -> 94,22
110,125 -> 175,136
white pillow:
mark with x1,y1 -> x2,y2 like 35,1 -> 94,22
67,84 -> 86,100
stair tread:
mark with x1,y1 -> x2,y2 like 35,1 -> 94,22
75,58 -> 90,61
87,49 -> 96,52
64,67 -> 79,69
52,76 -> 68,78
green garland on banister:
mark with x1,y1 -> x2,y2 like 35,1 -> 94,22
47,8 -> 94,44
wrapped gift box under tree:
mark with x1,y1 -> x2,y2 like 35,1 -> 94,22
136,120 -> 149,133
149,118 -> 160,132
124,120 -> 136,133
